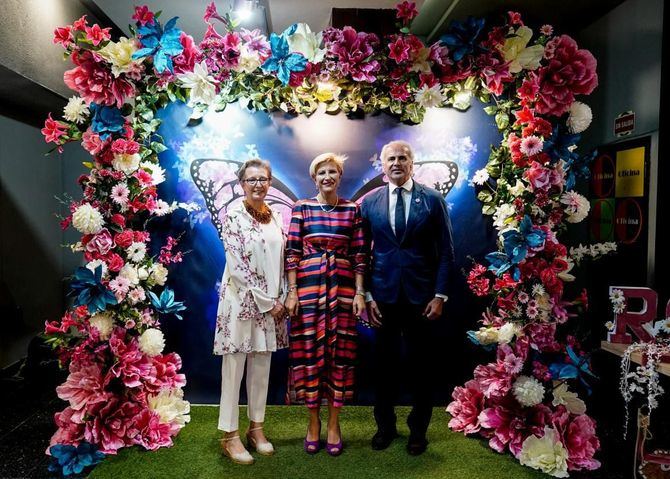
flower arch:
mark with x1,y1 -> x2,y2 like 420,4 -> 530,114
43,1 -> 608,476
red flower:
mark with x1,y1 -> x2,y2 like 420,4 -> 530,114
114,230 -> 135,249
53,25 -> 74,48
42,114 -> 68,144
132,5 -> 155,26
173,33 -> 202,75
395,1 -> 419,24
447,380 -> 485,434
106,253 -> 124,272
111,214 -> 126,228
508,11 -> 523,26
388,37 -> 411,63
389,82 -> 411,101
84,24 -> 111,46
73,15 -> 88,31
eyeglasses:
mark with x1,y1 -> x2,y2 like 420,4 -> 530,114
242,177 -> 270,186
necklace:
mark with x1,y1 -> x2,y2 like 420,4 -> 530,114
243,200 -> 272,224
317,194 -> 339,213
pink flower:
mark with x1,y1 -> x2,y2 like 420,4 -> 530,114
535,35 -> 598,116
523,161 -> 562,192
389,82 -> 411,101
479,400 -> 551,457
108,329 -> 155,388
396,1 -> 419,23
85,228 -> 114,256
41,114 -> 68,144
526,323 -> 560,352
109,277 -> 131,297
64,50 -> 135,107
114,230 -> 135,249
473,362 -> 513,399
84,398 -> 141,454
106,253 -> 124,272
428,42 -> 451,67
85,24 -> 111,46
56,361 -> 109,422
73,15 -> 88,31
111,138 -> 140,155
173,33 -> 202,75
49,407 -> 85,451
447,380 -> 485,434
388,37 -> 411,63
481,55 -> 513,96
540,25 -> 554,37
204,1 -> 226,24
132,409 -> 174,450
324,27 -> 380,82
520,135 -> 544,156
53,25 -> 74,48
551,406 -> 601,471
146,352 -> 187,392
82,129 -> 106,154
508,11 -> 523,26
111,184 -> 130,205
132,6 -> 155,26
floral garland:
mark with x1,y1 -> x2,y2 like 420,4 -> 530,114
42,1 -> 607,475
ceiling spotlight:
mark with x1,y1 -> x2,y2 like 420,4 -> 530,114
235,0 -> 256,22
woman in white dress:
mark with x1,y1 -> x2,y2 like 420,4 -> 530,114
214,158 -> 288,465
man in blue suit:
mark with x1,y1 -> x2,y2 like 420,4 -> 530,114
361,140 -> 455,455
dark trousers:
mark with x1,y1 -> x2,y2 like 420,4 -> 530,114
373,294 -> 437,438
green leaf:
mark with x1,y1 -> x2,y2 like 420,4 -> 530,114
477,191 -> 493,202
482,204 -> 496,215
495,112 -> 509,130
483,106 -> 498,115
150,141 -> 168,154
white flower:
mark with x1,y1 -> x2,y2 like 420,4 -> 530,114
86,259 -> 108,277
234,45 -> 262,73
138,266 -> 150,281
152,200 -> 172,216
119,264 -> 140,285
532,284 -> 546,297
498,322 -> 520,344
474,327 -> 499,345
178,61 -> 217,107
471,168 -> 490,186
552,382 -> 587,414
128,287 -> 146,304
519,427 -> 569,477
140,161 -> 166,186
560,191 -> 590,223
286,23 -> 325,63
609,288 -> 625,303
557,258 -> 575,282
502,26 -> 545,74
127,242 -> 147,263
63,96 -> 89,124
149,263 -> 168,286
112,153 -> 141,175
139,328 -> 165,356
72,203 -> 105,235
604,320 -> 615,331
148,389 -> 191,426
98,37 -> 140,77
111,183 -> 130,206
509,179 -> 527,197
567,101 -> 592,133
659,318 -> 670,334
493,203 -> 517,229
89,312 -> 114,340
414,84 -> 446,109
513,375 -> 546,407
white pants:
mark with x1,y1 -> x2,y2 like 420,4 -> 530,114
218,352 -> 272,432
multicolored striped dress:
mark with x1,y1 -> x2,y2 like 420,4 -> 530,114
285,198 -> 368,408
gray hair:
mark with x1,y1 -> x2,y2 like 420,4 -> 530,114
380,140 -> 414,162
237,158 -> 272,181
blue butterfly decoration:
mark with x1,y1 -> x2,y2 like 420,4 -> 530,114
564,149 -> 597,190
89,103 -> 125,140
48,442 -> 105,477
549,346 -> 598,395
132,16 -> 184,74
543,125 -> 581,165
261,31 -> 308,85
149,288 -> 186,320
69,266 -> 117,314
485,216 -> 545,281
440,16 -> 486,62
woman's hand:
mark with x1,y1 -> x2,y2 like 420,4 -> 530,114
284,294 -> 299,317
269,302 -> 286,319
352,294 -> 366,318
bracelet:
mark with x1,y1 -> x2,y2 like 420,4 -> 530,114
355,289 -> 365,297
287,284 -> 298,293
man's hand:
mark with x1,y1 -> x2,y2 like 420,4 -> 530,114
366,300 -> 383,327
423,297 -> 443,320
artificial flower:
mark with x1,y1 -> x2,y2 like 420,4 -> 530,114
177,61 -> 217,106
149,288 -> 186,320
286,23 -> 325,63
471,168 -> 490,185
149,263 -> 168,286
132,16 -> 184,74
566,101 -> 592,133
502,26 -> 544,74
148,389 -> 191,427
551,382 -> 586,415
261,32 -> 307,85
48,442 -> 105,477
127,242 -> 147,263
63,96 -> 90,124
519,427 -> 569,477
440,16 -> 486,62
98,37 -> 142,77
139,328 -> 165,356
42,114 -> 68,144
234,44 -> 263,73
89,312 -> 114,340
70,266 -> 118,313
520,135 -> 543,156
89,103 -> 125,140
513,375 -> 546,407
414,84 -> 445,108
112,152 -> 141,175
447,380 -> 484,434
72,204 -> 104,235
560,191 -> 590,223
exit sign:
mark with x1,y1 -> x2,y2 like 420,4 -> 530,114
614,111 -> 635,137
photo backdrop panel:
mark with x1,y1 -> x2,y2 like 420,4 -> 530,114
156,101 -> 500,403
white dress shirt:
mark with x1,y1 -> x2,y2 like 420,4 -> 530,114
388,178 -> 413,235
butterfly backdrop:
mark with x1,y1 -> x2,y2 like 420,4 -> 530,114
155,100 -> 500,403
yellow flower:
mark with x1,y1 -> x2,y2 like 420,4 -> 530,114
519,427 -> 569,478
99,37 -> 140,77
315,81 -> 341,103
501,26 -> 544,74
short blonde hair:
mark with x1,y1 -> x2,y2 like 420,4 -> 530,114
237,158 -> 272,181
309,153 -> 347,179
380,140 -> 414,163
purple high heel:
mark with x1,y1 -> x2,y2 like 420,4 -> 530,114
325,439 -> 343,456
304,437 -> 321,454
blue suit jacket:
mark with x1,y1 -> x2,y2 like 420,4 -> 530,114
361,182 -> 455,305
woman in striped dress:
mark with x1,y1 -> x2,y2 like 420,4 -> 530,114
284,153 -> 368,456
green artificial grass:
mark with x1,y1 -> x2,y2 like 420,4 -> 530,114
90,405 -> 545,479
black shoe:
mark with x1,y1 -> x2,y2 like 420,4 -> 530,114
406,435 -> 428,456
371,429 -> 398,450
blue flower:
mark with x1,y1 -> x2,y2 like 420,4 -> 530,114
549,346 -> 598,394
261,32 -> 307,85
48,442 -> 105,476
485,251 -> 520,281
502,215 -> 546,264
564,149 -> 597,190
543,125 -> 581,165
132,16 -> 184,74
440,16 -> 486,62
149,288 -> 186,320
69,266 -> 117,314
89,103 -> 125,140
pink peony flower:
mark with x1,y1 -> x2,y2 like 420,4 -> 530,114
85,228 -> 114,256
146,352 -> 187,392
535,35 -> 598,116
84,398 -> 141,454
551,406 -> 601,471
132,408 -> 174,450
108,329 -> 155,388
56,361 -> 109,422
473,362 -> 514,399
111,138 -> 140,155
479,400 -> 551,457
49,407 -> 85,451
42,114 -> 68,144
447,380 -> 485,434
64,50 -> 135,107
84,24 -> 111,46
